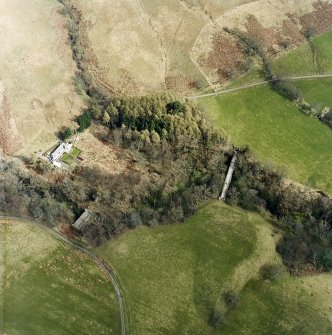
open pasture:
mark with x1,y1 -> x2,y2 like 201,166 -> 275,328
201,85 -> 332,195
0,219 -> 120,335
98,201 -> 332,334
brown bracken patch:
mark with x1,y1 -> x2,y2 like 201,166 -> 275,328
245,15 -> 284,55
300,0 -> 332,35
281,19 -> 305,48
198,31 -> 246,83
245,14 -> 310,56
165,74 -> 197,94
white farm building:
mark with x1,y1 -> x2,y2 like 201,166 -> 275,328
49,142 -> 72,167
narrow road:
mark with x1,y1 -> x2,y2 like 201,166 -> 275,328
188,73 -> 332,100
0,215 -> 127,335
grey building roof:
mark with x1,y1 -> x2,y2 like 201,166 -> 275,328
73,209 -> 94,230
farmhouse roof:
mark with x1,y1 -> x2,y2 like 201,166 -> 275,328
51,142 -> 72,162
52,143 -> 66,159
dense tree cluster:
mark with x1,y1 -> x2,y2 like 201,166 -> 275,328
0,157 -> 74,226
90,95 -> 174,135
227,151 -> 332,273
1,96 -> 230,246
58,127 -> 73,141
4,129 -> 331,273
58,0 -> 91,94
67,98 -> 230,245
77,111 -> 92,131
86,95 -> 214,147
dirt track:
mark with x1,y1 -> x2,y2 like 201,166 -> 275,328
187,73 -> 332,99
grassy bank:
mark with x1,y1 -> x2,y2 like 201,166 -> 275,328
293,77 -> 332,107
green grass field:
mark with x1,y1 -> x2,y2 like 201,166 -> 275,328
228,30 -> 332,89
273,43 -> 316,76
97,201 -> 332,334
206,30 -> 332,194
225,68 -> 264,89
201,85 -> 332,195
293,77 -> 332,107
0,221 -> 120,335
315,31 -> 332,73
273,30 -> 332,76
97,202 -> 260,334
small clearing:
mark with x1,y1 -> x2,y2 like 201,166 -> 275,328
77,126 -> 130,174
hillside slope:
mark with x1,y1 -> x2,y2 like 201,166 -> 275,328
68,0 -> 332,95
1,0 -> 331,155
192,0 -> 332,88
0,0 -> 84,155
98,201 -> 332,334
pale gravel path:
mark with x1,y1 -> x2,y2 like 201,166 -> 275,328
188,73 -> 332,100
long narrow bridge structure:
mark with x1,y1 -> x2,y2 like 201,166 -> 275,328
219,151 -> 238,201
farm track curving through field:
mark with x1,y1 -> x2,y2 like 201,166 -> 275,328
187,73 -> 332,100
0,215 -> 127,335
